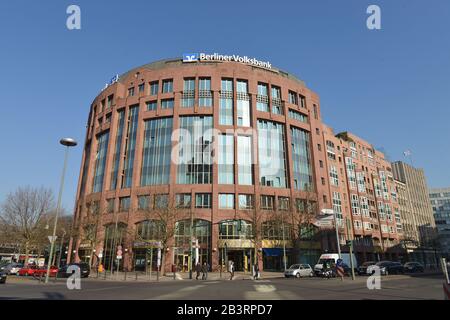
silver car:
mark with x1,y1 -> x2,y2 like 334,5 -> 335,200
284,264 -> 314,278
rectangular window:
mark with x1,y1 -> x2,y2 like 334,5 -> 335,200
219,194 -> 235,209
106,198 -> 115,213
119,196 -> 131,212
121,105 -> 139,188
237,136 -> 253,185
155,194 -> 169,209
92,131 -> 110,193
288,109 -> 308,123
360,197 -> 369,217
236,80 -> 250,127
141,117 -> 173,186
220,79 -> 233,125
313,104 -> 318,119
107,95 -> 114,108
260,195 -> 275,210
299,94 -> 306,108
138,83 -> 145,93
110,110 -> 125,190
278,196 -> 290,211
329,165 -> 339,186
288,91 -> 297,105
332,192 -> 343,219
238,194 -> 254,210
138,195 -> 151,210
128,87 -> 135,97
161,98 -> 174,109
150,81 -> 159,95
162,79 -> 173,93
218,135 -> 234,184
258,120 -> 288,188
182,78 -> 195,107
199,77 -> 212,107
351,194 -> 360,215
175,194 -> 191,208
257,83 -> 269,112
291,126 -> 313,191
195,193 -> 212,208
177,116 -> 213,184
146,100 -> 157,111
271,86 -> 283,114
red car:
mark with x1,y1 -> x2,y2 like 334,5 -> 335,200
18,265 -> 58,277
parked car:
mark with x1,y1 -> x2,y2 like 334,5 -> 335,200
357,261 -> 377,275
0,271 -> 6,284
403,262 -> 424,273
18,265 -> 58,277
368,261 -> 404,275
1,263 -> 24,275
57,263 -> 90,278
284,264 -> 314,278
313,253 -> 358,275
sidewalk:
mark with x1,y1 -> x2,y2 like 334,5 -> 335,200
85,271 -> 285,282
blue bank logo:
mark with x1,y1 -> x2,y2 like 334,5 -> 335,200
183,53 -> 199,62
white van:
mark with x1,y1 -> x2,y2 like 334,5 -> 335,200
313,253 -> 358,275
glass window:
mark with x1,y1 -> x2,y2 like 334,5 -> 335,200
195,193 -> 212,208
175,194 -> 191,208
161,98 -> 174,109
219,220 -> 252,240
155,194 -> 169,209
107,95 -> 114,108
182,78 -> 195,108
271,86 -> 282,115
136,220 -> 164,240
237,136 -> 253,185
150,81 -> 159,95
162,79 -> 173,93
278,196 -> 290,211
257,83 -> 269,112
220,79 -> 233,125
92,131 -> 110,193
260,195 -> 275,210
138,83 -> 145,93
219,194 -> 235,209
288,91 -> 297,105
258,120 -> 288,188
110,110 -> 125,190
119,196 -> 131,212
121,105 -> 139,188
288,109 -> 308,123
106,198 -> 115,213
146,100 -> 157,111
238,194 -> 254,210
177,116 -> 213,184
138,195 -> 151,210
218,135 -> 234,184
141,117 -> 173,186
291,126 -> 313,191
128,87 -> 135,97
199,78 -> 212,107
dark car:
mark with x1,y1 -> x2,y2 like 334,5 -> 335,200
58,263 -> 90,278
369,261 -> 404,275
357,261 -> 376,275
0,271 -> 6,284
403,262 -> 424,273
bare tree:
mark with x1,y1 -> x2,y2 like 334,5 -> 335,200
0,186 -> 55,266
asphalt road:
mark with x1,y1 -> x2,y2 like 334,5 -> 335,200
0,274 -> 445,300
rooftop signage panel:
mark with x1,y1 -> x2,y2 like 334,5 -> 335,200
183,52 -> 272,69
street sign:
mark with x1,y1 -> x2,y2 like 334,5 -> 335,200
116,245 -> 123,259
320,209 -> 334,215
116,255 -> 122,260
48,236 -> 58,243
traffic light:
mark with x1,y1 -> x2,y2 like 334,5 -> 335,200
346,240 -> 353,247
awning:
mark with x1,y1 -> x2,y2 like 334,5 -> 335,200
262,248 -> 289,256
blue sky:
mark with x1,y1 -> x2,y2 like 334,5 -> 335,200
0,0 -> 449,211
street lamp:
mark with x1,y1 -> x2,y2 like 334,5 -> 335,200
45,137 -> 77,283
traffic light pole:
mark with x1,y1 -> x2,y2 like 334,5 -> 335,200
346,217 -> 355,280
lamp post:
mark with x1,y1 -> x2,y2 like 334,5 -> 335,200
45,138 -> 77,283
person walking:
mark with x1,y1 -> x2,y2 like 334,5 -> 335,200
195,262 -> 202,280
229,260 -> 234,280
201,262 -> 209,280
253,263 -> 259,280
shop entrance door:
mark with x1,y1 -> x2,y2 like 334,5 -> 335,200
227,250 -> 251,271
176,254 -> 190,272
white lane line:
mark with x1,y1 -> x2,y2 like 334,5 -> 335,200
244,284 -> 283,300
149,285 -> 206,300
84,286 -> 127,292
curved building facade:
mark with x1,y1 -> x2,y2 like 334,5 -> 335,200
69,57 -> 339,273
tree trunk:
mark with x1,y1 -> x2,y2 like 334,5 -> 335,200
24,242 -> 29,267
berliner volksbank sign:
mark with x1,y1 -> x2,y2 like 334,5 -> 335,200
182,53 -> 272,69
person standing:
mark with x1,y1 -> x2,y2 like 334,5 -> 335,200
201,262 -> 209,280
229,260 -> 234,280
195,262 -> 202,280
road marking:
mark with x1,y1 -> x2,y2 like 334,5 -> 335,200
243,284 -> 282,300
84,286 -> 127,292
150,285 -> 206,300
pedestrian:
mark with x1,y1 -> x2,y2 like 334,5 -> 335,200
201,262 -> 208,280
195,262 -> 202,280
229,260 -> 234,280
253,263 -> 259,280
